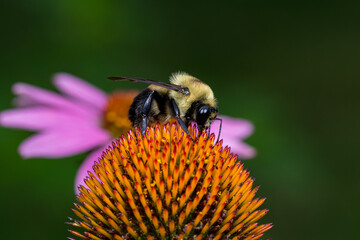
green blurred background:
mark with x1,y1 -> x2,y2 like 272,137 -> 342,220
1,1 -> 359,239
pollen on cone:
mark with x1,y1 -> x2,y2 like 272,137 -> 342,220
68,121 -> 272,239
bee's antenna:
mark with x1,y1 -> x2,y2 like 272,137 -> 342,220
214,117 -> 222,142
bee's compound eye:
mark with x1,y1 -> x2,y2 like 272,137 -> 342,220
199,106 -> 210,115
197,105 -> 211,126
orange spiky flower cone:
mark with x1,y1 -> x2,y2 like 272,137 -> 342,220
67,122 -> 272,240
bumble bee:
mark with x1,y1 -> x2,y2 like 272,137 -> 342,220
108,72 -> 222,141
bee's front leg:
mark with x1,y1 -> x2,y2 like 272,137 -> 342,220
141,91 -> 155,135
170,98 -> 195,143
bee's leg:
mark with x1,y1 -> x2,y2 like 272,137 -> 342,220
215,117 -> 223,142
141,91 -> 155,135
170,98 -> 195,142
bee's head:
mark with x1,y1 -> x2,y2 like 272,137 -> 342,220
196,105 -> 218,131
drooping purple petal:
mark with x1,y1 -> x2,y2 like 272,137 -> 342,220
209,115 -> 256,159
211,115 -> 254,139
222,138 -> 257,159
18,126 -> 111,159
12,83 -> 99,120
74,145 -> 110,194
53,73 -> 107,110
12,96 -> 39,107
0,107 -> 98,131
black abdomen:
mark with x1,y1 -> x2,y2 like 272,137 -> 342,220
128,88 -> 171,127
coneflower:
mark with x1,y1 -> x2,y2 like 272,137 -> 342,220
68,122 -> 272,240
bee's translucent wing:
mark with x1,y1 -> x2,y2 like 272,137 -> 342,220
108,76 -> 190,96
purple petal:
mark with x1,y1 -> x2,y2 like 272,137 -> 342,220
211,115 -> 254,139
74,145 -> 110,194
0,107 -> 97,131
13,96 -> 39,107
222,138 -> 257,159
12,83 -> 99,120
18,126 -> 111,159
53,73 -> 107,110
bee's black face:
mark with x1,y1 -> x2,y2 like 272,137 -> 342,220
196,105 -> 218,130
